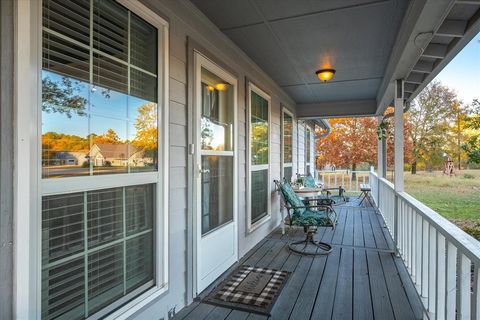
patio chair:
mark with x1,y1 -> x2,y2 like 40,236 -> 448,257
322,186 -> 347,204
303,173 -> 323,188
274,179 -> 337,255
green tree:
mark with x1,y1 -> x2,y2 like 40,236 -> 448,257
408,81 -> 458,173
463,99 -> 480,164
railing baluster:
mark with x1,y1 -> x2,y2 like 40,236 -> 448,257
415,213 -> 422,286
473,266 -> 479,320
445,242 -> 456,319
457,254 -> 471,320
436,233 -> 446,320
429,226 -> 437,314
422,218 -> 429,299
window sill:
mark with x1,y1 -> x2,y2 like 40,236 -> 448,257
247,213 -> 272,234
105,283 -> 169,320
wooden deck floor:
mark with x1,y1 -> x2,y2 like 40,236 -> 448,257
174,204 -> 425,320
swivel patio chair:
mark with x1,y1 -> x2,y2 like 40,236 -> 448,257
274,179 -> 337,255
322,186 -> 347,204
303,173 -> 323,188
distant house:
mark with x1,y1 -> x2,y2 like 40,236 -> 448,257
51,151 -> 88,166
89,143 -> 150,167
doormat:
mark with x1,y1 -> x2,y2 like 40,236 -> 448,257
203,265 -> 290,315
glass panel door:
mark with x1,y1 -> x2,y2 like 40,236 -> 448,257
195,54 -> 237,294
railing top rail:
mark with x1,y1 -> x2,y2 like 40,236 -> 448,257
397,191 -> 480,264
377,177 -> 395,190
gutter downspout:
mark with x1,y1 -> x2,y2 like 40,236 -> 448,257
316,119 -> 331,138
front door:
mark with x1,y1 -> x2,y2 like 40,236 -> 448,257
194,52 -> 238,293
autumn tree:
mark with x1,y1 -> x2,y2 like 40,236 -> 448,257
408,81 -> 458,173
315,117 -> 378,176
133,102 -> 158,161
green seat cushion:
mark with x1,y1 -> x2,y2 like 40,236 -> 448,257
280,182 -> 306,215
291,209 -> 335,227
330,195 -> 346,204
303,175 -> 317,188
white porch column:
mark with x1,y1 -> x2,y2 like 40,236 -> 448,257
394,79 -> 404,191
377,115 -> 384,178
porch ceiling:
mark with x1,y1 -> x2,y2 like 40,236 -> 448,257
190,0 -> 480,118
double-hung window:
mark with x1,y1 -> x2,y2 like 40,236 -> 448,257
281,109 -> 293,182
248,83 -> 271,230
41,0 -> 167,318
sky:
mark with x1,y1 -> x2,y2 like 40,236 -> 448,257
433,32 -> 480,105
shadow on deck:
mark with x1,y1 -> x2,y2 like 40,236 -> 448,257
175,203 -> 425,320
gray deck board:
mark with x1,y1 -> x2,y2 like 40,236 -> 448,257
174,205 -> 424,320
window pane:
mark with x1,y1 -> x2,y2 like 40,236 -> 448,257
130,12 -> 157,74
93,53 -> 128,94
42,0 -> 159,179
200,68 -> 234,151
251,91 -> 269,165
284,166 -> 293,183
41,184 -> 155,319
251,169 -> 268,223
125,184 -> 154,235
131,69 -> 157,103
283,112 -> 293,164
201,156 -> 234,234
93,0 -> 128,62
42,192 -> 84,264
306,128 -> 311,163
42,257 -> 85,320
43,0 -> 90,46
90,115 -> 128,175
88,244 -> 124,315
42,32 -> 90,83
42,71 -> 90,178
126,233 -> 154,292
87,188 -> 123,248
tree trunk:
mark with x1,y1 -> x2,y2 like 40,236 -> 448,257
411,161 -> 417,174
352,163 -> 357,180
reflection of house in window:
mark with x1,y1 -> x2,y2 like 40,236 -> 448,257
89,143 -> 151,167
54,152 -> 88,166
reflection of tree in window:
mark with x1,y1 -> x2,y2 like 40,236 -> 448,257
132,102 -> 158,165
42,76 -> 87,118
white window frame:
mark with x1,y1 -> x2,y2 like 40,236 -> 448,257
246,82 -> 271,233
14,1 -> 169,318
305,126 -> 311,175
281,106 -> 294,182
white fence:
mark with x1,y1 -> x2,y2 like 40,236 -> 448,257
369,171 -> 480,320
316,170 -> 370,192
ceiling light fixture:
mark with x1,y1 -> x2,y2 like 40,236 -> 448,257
316,69 -> 336,82
215,83 -> 228,91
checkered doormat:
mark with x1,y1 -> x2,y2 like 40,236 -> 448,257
204,265 -> 290,315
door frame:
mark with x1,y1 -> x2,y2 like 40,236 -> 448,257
192,51 -> 238,295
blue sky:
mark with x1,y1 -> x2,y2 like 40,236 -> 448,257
434,32 -> 480,104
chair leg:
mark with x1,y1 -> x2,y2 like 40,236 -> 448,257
288,228 -> 332,255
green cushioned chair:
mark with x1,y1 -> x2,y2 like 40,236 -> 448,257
322,186 -> 347,204
274,179 -> 337,255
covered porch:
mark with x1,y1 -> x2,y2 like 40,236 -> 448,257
175,201 -> 424,320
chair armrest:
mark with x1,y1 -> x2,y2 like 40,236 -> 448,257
285,204 -> 331,210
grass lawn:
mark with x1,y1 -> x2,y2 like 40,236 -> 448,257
404,170 -> 480,239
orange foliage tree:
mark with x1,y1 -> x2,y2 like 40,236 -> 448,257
315,116 -> 413,172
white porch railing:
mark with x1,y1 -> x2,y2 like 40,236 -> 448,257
316,170 -> 370,192
369,171 -> 480,320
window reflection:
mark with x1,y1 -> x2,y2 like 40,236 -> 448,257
42,70 -> 158,178
201,68 -> 234,151
283,112 -> 293,164
251,91 -> 269,165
